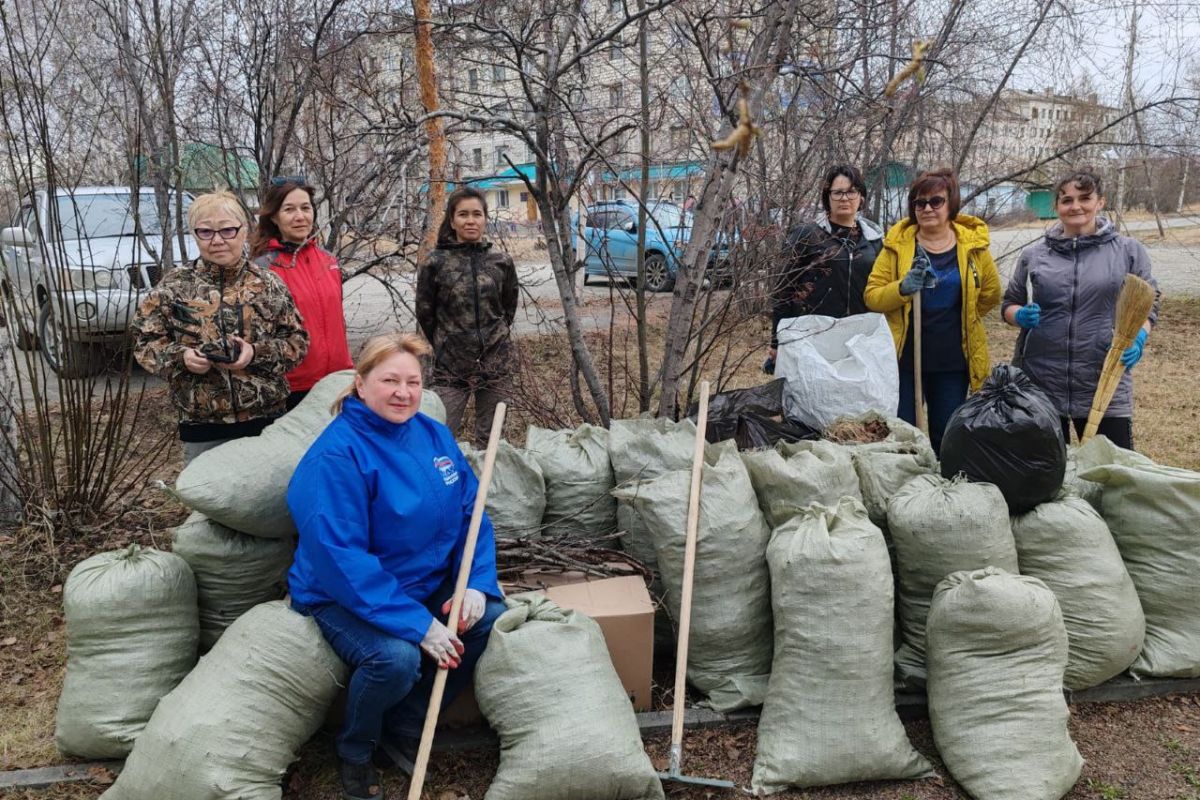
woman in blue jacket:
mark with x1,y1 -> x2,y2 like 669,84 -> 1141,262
287,332 -> 505,800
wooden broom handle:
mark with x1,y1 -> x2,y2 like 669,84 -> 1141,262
407,402 -> 507,800
669,380 -> 710,758
912,290 -> 928,435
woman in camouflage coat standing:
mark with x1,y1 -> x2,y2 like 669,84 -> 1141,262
416,187 -> 519,446
132,191 -> 309,464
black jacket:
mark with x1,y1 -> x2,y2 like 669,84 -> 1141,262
771,215 -> 884,347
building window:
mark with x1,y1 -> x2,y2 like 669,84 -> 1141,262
609,84 -> 623,107
468,69 -> 479,90
497,190 -> 510,208
609,0 -> 622,11
473,148 -> 483,169
670,126 -> 688,149
495,146 -> 510,166
609,42 -> 623,61
1031,107 -> 1038,119
493,64 -> 506,81
519,192 -> 529,202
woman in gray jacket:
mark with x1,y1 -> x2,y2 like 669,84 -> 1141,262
1003,170 -> 1159,448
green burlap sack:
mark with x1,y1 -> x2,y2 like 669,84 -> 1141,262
615,448 -> 772,711
171,512 -> 294,650
1062,446 -> 1103,508
742,439 -> 861,529
174,370 -> 445,538
751,499 -> 930,794
608,417 -> 697,571
461,439 -> 546,537
927,568 -> 1083,800
101,601 -> 346,800
887,474 -> 1019,687
1012,496 -> 1144,689
1078,438 -> 1200,678
475,594 -> 664,800
527,424 -> 617,538
55,545 -> 198,759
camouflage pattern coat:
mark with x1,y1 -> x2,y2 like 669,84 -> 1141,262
132,258 -> 309,426
415,240 -> 518,381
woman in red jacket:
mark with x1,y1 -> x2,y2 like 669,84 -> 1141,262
251,178 -> 354,409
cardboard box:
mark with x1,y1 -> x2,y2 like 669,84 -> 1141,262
442,574 -> 656,727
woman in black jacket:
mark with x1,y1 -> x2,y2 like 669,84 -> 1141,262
415,187 -> 519,446
767,165 -> 884,368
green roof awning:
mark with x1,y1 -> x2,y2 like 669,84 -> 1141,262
461,162 -> 537,190
601,160 -> 705,183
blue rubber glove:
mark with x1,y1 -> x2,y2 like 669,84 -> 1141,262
1014,303 -> 1041,329
899,262 -> 937,296
762,355 -> 775,375
1121,328 -> 1148,369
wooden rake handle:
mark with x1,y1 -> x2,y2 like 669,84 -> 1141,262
407,402 -> 507,800
668,380 -> 710,766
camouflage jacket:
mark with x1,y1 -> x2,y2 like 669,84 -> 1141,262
415,240 -> 518,378
132,257 -> 310,426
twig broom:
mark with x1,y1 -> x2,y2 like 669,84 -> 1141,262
1080,274 -> 1156,444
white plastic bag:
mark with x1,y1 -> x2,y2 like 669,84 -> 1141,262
775,313 -> 899,430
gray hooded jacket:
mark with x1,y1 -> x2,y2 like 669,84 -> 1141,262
1003,218 -> 1159,419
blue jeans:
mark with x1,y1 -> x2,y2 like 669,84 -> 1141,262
898,369 -> 970,455
295,585 -> 506,764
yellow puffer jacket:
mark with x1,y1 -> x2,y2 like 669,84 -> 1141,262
863,214 -> 1002,392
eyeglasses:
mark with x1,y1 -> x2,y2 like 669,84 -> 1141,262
830,189 -> 860,200
270,175 -> 307,187
914,196 -> 947,211
193,225 -> 243,241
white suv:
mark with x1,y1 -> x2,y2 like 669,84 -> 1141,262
0,187 -> 197,377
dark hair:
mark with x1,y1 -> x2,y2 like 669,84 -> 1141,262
907,168 -> 961,224
1054,169 -> 1104,200
820,164 -> 867,215
250,180 -> 316,257
436,187 -> 489,244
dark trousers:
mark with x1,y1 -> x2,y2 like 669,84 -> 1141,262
285,390 -> 309,412
436,372 -> 511,448
295,583 -> 506,765
898,369 -> 970,455
1061,416 -> 1134,450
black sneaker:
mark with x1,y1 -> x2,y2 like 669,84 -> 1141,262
340,758 -> 384,800
373,735 -> 420,777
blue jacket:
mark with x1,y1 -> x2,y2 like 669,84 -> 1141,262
287,396 -> 503,643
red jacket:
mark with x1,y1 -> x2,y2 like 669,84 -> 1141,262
255,238 -> 353,392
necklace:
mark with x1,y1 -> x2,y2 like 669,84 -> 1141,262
917,228 -> 956,253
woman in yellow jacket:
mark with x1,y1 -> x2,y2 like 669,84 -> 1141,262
864,168 -> 1001,453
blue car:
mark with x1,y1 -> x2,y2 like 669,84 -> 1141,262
577,200 -> 731,292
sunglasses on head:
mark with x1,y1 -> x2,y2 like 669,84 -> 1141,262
270,175 -> 307,187
914,196 -> 947,211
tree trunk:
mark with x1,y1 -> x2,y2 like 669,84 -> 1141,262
635,0 -> 651,412
414,0 -> 447,263
656,0 -> 800,418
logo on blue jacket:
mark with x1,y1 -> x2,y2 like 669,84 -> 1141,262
434,455 -> 459,485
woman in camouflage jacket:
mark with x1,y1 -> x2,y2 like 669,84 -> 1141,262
132,191 -> 309,463
416,187 -> 518,446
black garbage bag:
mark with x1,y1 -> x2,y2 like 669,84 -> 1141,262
687,379 -> 818,449
940,364 -> 1066,514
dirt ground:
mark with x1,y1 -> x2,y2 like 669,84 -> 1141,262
1,299 -> 1199,798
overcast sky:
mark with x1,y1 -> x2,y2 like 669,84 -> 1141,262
1013,0 -> 1200,103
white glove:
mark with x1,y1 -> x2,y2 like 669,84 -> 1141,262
441,588 -> 486,634
420,618 -> 464,669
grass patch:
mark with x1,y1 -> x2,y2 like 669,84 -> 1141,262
1086,778 -> 1127,799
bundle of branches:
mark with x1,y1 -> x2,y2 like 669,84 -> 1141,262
496,531 -> 654,591
824,418 -> 891,444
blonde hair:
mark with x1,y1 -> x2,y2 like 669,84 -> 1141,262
187,190 -> 249,229
332,332 -> 433,414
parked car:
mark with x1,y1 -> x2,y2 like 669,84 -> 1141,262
576,200 -> 734,292
0,187 -> 197,377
